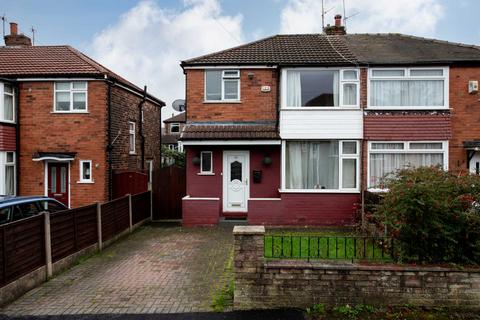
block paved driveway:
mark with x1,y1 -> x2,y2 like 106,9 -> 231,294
0,224 -> 234,316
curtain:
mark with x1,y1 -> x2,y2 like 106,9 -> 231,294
333,71 -> 339,106
286,141 -> 339,189
3,94 -> 13,121
287,71 -> 302,107
369,153 -> 443,187
5,165 -> 14,195
343,83 -> 356,105
371,80 -> 444,107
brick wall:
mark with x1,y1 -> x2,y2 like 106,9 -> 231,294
449,67 -> 480,173
185,69 -> 278,122
109,85 -> 161,173
234,226 -> 480,310
18,81 -> 108,207
0,125 -> 15,151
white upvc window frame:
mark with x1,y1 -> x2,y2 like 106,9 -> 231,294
78,160 -> 93,183
170,123 -> 180,133
0,151 -> 16,196
0,83 -> 15,123
280,140 -> 360,193
53,81 -> 88,113
204,69 -> 241,102
367,140 -> 449,190
199,151 -> 213,174
281,68 -> 360,110
128,122 -> 136,155
367,67 -> 449,110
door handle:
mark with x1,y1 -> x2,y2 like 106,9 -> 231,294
245,178 -> 248,185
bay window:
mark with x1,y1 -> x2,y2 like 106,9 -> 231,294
369,68 -> 448,109
368,141 -> 447,188
285,140 -> 359,191
1,83 -> 14,122
284,69 -> 359,108
205,70 -> 240,101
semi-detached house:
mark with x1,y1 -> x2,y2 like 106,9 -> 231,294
0,22 -> 164,209
180,16 -> 480,226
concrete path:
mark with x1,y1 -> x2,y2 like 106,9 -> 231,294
0,224 -> 234,316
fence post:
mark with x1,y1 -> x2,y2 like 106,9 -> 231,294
96,202 -> 103,251
44,212 -> 52,279
128,194 -> 133,232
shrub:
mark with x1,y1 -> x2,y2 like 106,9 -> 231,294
372,166 -> 480,264
161,145 -> 185,167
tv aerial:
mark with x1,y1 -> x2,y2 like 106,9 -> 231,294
172,99 -> 186,112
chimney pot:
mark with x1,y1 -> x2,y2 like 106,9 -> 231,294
335,14 -> 342,27
10,22 -> 18,36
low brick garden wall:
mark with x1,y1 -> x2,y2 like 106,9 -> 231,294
233,226 -> 480,310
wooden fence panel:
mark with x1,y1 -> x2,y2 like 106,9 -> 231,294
153,166 -> 185,220
50,204 -> 97,262
1,215 -> 45,286
112,171 -> 148,199
132,191 -> 150,225
101,196 -> 129,242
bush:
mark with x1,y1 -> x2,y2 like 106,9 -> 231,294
161,145 -> 185,167
372,166 -> 480,264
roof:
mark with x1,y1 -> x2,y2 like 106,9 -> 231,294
182,34 -> 480,67
162,134 -> 180,144
164,112 -> 186,123
180,123 -> 279,140
0,45 -> 165,105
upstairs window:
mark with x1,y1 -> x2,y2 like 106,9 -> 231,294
284,69 -> 359,108
54,81 -> 87,112
2,83 -> 14,122
369,68 -> 447,109
170,123 -> 180,133
205,70 -> 240,101
129,122 -> 136,154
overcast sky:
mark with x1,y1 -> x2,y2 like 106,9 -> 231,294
2,0 -> 479,119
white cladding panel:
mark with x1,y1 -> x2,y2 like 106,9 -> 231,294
280,109 -> 363,139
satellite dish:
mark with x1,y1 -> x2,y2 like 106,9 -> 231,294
172,99 -> 186,112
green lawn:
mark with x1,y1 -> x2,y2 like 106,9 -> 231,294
264,231 -> 394,262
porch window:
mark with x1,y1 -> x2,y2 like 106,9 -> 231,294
285,140 -> 359,191
170,123 -> 180,133
200,151 -> 213,174
54,81 -> 88,112
2,83 -> 14,122
368,141 -> 447,188
284,69 -> 359,108
79,160 -> 92,183
129,122 -> 136,154
369,68 -> 447,109
205,70 -> 240,101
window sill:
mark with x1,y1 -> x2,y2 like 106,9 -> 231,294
129,152 -> 137,155
281,107 -> 360,111
203,100 -> 242,104
0,120 -> 16,124
278,189 -> 360,194
77,180 -> 94,184
198,172 -> 215,176
51,111 -> 89,114
366,106 -> 449,110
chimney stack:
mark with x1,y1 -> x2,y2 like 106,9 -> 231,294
324,14 -> 346,36
4,22 -> 32,46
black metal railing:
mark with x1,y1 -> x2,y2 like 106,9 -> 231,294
264,235 -> 396,262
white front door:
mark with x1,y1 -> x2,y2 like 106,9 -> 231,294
223,151 -> 249,212
470,152 -> 480,174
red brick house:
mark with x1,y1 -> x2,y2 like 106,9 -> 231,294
0,22 -> 164,208
162,112 -> 186,152
180,16 -> 480,226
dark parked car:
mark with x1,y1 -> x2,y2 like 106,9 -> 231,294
0,196 -> 68,225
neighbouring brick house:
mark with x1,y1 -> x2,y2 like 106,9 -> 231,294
0,22 -> 164,208
180,15 -> 480,226
162,112 -> 185,152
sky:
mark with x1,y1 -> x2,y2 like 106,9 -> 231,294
1,0 -> 479,119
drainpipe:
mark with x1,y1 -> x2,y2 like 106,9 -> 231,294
14,81 -> 20,196
139,86 -> 147,171
275,67 -> 280,132
107,80 -> 113,200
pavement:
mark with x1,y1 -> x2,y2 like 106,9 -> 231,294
0,224 -> 237,316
